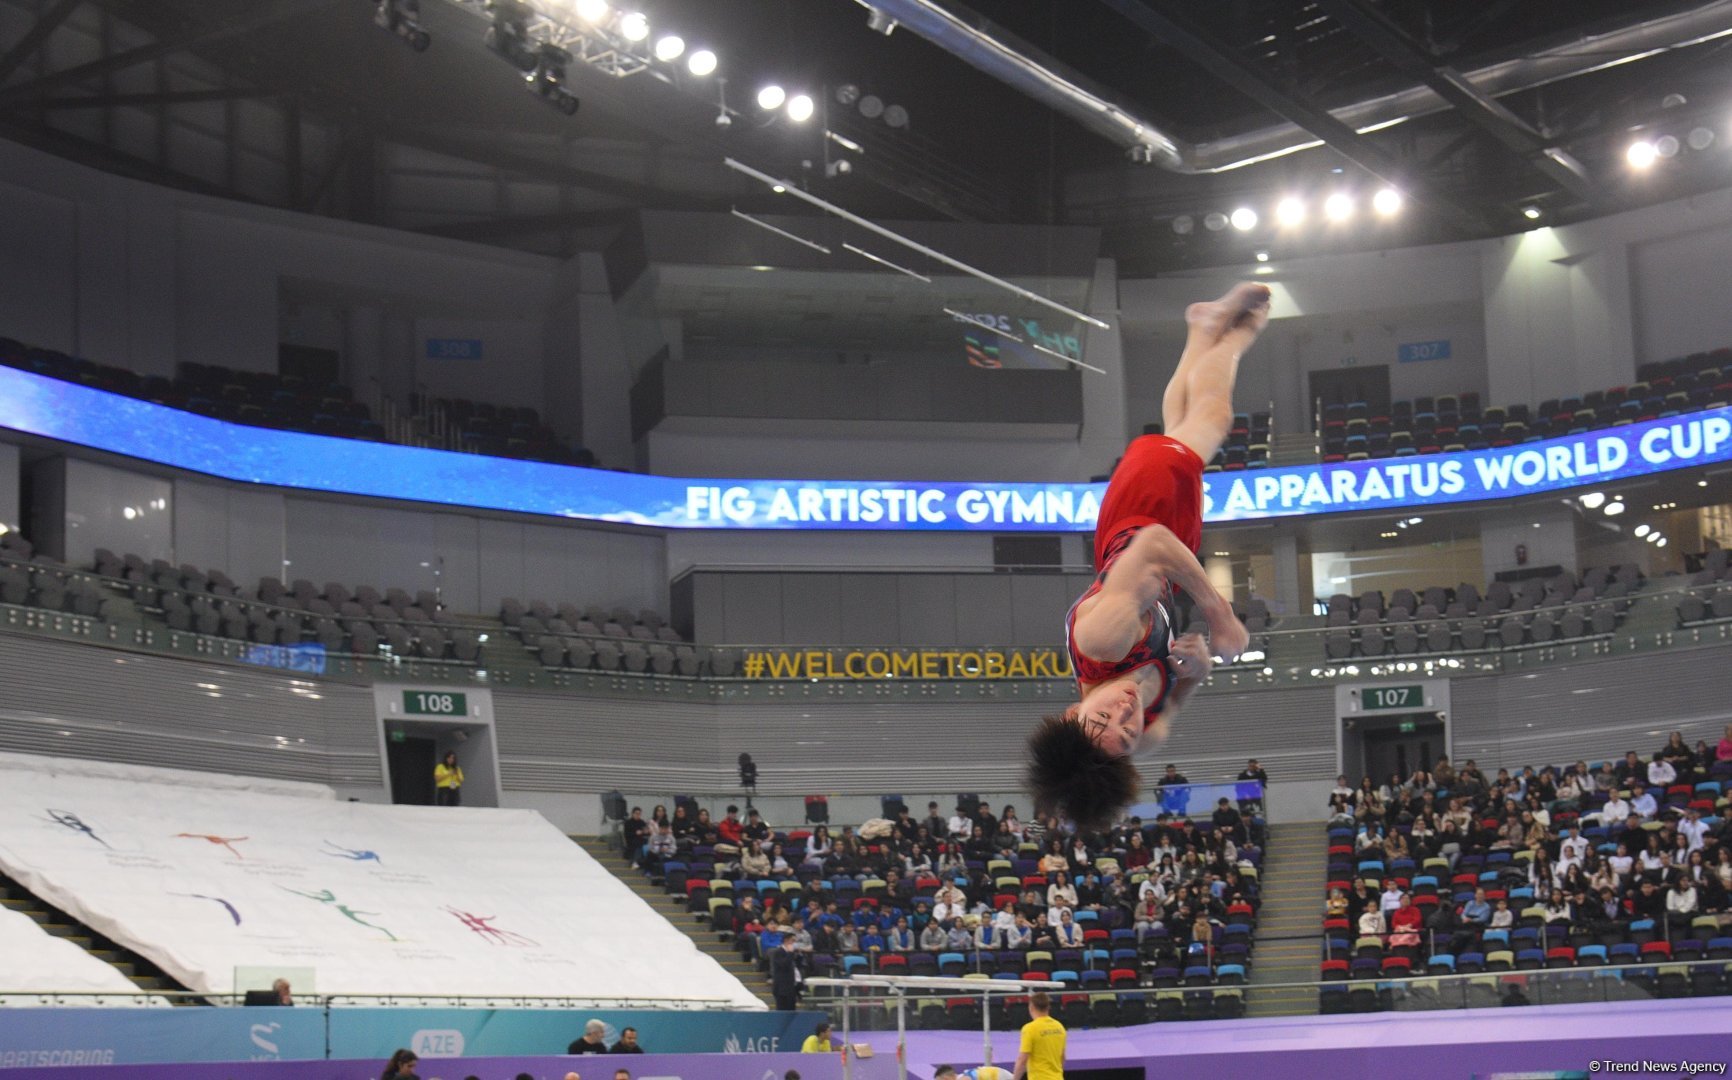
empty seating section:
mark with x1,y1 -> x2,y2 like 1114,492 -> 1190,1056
405,393 -> 596,466
1320,748 -> 1732,1015
1316,347 -> 1732,463
1200,411 -> 1271,474
0,336 -> 594,467
499,596 -> 696,675
1676,547 -> 1732,626
0,532 -> 113,621
629,795 -> 1267,1028
1320,566 -> 1643,660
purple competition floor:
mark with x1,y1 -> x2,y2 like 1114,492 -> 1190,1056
865,999 -> 1732,1080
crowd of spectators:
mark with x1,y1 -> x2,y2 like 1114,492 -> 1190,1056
619,779 -> 1267,1022
1320,732 -> 1732,1008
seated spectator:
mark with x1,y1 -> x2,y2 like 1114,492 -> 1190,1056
1615,750 -> 1645,787
569,1020 -> 608,1054
610,1028 -> 644,1054
1648,753 -> 1678,789
1461,887 -> 1491,928
858,925 -> 885,953
1432,756 -> 1456,789
1357,906 -> 1385,938
946,919 -> 973,952
919,919 -> 948,952
1718,723 -> 1732,762
1330,775 -> 1355,806
803,826 -> 832,868
741,841 -> 772,878
1555,826 -> 1587,877
1327,794 -> 1354,827
973,915 -> 999,951
1488,899 -> 1513,929
382,1050 -> 420,1080
1124,832 -> 1152,870
1680,807 -> 1710,854
742,808 -> 770,844
1388,894 -> 1422,948
1666,877 -> 1699,927
717,805 -> 745,848
1052,908 -> 1083,948
1006,913 -> 1034,950
1628,784 -> 1658,822
645,823 -> 676,867
1325,888 -> 1348,919
1543,894 -> 1573,924
887,917 -> 914,952
1661,731 -> 1696,776
1046,872 -> 1078,913
836,925 -> 859,953
1379,881 -> 1404,917
768,843 -> 795,879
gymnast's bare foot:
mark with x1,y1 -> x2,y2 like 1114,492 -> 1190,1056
1183,282 -> 1272,352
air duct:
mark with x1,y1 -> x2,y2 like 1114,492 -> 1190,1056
858,0 -> 1732,173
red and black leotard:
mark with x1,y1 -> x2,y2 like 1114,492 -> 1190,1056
1063,433 -> 1207,721
1064,528 -> 1179,721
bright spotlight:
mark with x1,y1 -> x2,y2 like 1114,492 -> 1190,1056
1579,491 -> 1606,509
618,11 -> 649,41
1626,140 -> 1657,169
574,0 -> 609,22
1204,211 -> 1229,232
786,93 -> 815,122
1255,250 -> 1270,262
757,84 -> 786,110
653,34 -> 684,61
1275,196 -> 1305,227
1324,192 -> 1354,222
1634,524 -> 1651,537
1521,204 -> 1542,220
686,49 -> 717,76
1230,207 -> 1258,231
1372,188 -> 1402,216
1604,499 -> 1626,516
1657,537 -> 1667,547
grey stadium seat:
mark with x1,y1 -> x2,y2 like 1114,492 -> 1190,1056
1712,591 -> 1732,620
1590,606 -> 1617,635
1498,620 -> 1524,647
674,645 -> 700,676
1423,622 -> 1451,652
593,641 -> 623,670
1458,621 -> 1487,650
621,643 -> 649,672
566,638 -> 595,669
1358,627 -> 1387,657
648,644 -> 675,675
708,648 -> 739,676
1678,595 -> 1706,623
1560,609 -> 1586,639
354,585 -> 383,608
1528,614 -> 1555,643
1324,631 -> 1352,660
450,631 -> 481,663
1392,624 -> 1420,654
535,635 -> 565,667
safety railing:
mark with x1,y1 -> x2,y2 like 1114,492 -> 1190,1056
3,559 -> 1732,693
809,955 -> 1732,1031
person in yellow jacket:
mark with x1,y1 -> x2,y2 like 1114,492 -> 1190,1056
434,751 -> 464,806
1014,992 -> 1065,1080
799,1021 -> 835,1053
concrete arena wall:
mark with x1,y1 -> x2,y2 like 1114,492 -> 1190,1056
2,631 -> 1728,834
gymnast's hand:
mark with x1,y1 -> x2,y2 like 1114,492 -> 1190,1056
1170,632 -> 1215,682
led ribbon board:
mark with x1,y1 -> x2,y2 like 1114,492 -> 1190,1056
1,367 -> 1728,530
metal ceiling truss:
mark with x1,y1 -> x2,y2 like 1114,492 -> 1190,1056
1311,0 -> 1599,206
1092,0 -> 1495,234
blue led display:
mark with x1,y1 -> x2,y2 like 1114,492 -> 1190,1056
1,366 -> 1727,531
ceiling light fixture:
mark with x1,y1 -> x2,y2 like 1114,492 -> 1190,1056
786,94 -> 815,123
1626,139 -> 1657,169
653,34 -> 684,61
1372,188 -> 1402,216
686,49 -> 717,76
757,84 -> 786,110
1229,207 -> 1258,231
1275,196 -> 1305,227
1324,192 -> 1354,222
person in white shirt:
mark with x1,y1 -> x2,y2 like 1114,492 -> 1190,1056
1666,879 -> 1699,923
1629,785 -> 1658,821
1380,883 -> 1404,916
1047,873 -> 1079,912
1647,756 -> 1677,789
1052,909 -> 1083,948
1679,808 -> 1710,854
1607,843 -> 1635,880
933,900 -> 963,924
1595,793 -> 1630,828
948,811 -> 973,839
1357,907 -> 1385,937
1556,827 -> 1588,877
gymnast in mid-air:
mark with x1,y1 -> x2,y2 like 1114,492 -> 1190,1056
1027,283 -> 1271,831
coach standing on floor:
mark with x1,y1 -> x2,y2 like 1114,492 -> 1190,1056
769,935 -> 803,1011
1013,991 -> 1065,1080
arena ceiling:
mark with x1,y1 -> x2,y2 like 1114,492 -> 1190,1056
0,0 -> 1729,272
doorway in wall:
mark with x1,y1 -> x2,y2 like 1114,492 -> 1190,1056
1343,711 -> 1446,786
1308,364 -> 1392,419
381,718 -> 498,807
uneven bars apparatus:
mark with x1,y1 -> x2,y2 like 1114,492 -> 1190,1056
804,974 -> 1064,1080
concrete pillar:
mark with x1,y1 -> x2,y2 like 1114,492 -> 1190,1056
1078,258 -> 1130,477
1271,522 -> 1309,618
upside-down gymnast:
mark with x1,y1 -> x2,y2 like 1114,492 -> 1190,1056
1026,283 -> 1271,831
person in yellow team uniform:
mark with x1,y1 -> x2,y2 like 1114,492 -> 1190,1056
433,751 -> 464,807
1013,991 -> 1065,1080
800,1021 -> 835,1054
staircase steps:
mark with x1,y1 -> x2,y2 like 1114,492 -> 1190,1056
571,835 -> 776,1007
0,872 -> 195,1003
1246,822 -> 1326,1017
